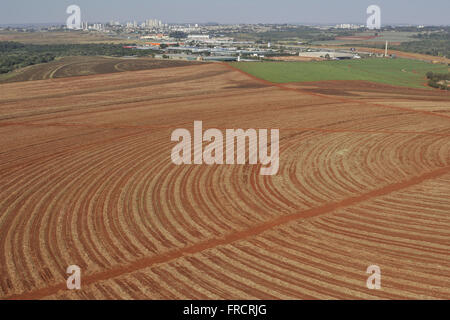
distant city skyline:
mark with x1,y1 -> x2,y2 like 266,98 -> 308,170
1,0 -> 449,26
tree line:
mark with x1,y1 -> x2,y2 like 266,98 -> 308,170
426,71 -> 450,90
364,31 -> 450,58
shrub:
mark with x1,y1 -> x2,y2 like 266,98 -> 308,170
428,80 -> 439,88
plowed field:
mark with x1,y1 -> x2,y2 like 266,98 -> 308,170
0,62 -> 449,299
0,56 -> 203,83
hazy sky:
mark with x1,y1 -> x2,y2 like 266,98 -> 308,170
1,0 -> 449,25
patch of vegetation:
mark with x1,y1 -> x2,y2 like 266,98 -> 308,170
230,58 -> 448,89
0,42 -> 55,74
224,26 -> 355,43
396,40 -> 450,58
0,41 -> 154,74
426,71 -> 450,90
365,30 -> 450,58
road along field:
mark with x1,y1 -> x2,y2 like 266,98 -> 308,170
0,62 -> 449,299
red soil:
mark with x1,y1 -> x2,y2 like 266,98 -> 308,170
0,63 -> 449,300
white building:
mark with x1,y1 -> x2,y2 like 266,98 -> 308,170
335,24 -> 363,29
145,19 -> 163,28
188,34 -> 210,41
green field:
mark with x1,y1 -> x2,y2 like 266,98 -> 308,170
230,58 -> 448,88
